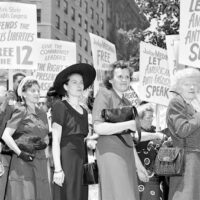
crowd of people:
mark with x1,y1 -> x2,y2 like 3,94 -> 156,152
0,62 -> 200,200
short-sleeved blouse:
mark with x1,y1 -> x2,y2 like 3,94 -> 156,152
92,87 -> 131,124
52,100 -> 88,146
6,105 -> 49,158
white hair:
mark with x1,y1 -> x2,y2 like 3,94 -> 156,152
170,67 -> 200,92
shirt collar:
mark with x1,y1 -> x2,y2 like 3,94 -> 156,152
112,88 -> 123,99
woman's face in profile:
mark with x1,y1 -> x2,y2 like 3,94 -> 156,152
22,84 -> 40,105
179,78 -> 198,101
110,68 -> 130,93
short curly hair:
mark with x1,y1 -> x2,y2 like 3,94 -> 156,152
170,67 -> 200,92
103,60 -> 133,89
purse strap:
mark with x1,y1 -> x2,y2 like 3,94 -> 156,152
115,106 -> 141,148
132,106 -> 141,144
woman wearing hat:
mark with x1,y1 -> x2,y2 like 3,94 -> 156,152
51,63 -> 96,200
1,76 -> 51,200
166,68 -> 200,200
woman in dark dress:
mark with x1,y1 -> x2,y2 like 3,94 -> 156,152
51,63 -> 96,200
136,104 -> 167,200
1,76 -> 51,200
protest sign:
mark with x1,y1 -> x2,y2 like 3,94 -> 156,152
179,0 -> 200,68
166,35 -> 185,81
124,72 -> 141,107
0,2 -> 37,69
89,33 -> 117,96
139,42 -> 170,106
124,86 -> 140,107
35,39 -> 76,97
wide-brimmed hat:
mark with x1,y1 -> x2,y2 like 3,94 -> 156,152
53,63 -> 96,95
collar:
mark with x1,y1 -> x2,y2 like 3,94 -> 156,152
112,88 -> 123,99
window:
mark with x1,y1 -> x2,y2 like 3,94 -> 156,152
90,7 -> 94,19
90,25 -> 94,33
100,18 -> 104,30
97,0 -> 99,7
57,0 -> 60,7
78,33 -> 82,46
85,58 -> 88,63
96,13 -> 99,24
96,31 -> 99,35
78,14 -> 82,27
64,0 -> 68,14
56,15 -> 60,29
84,1 -> 88,13
71,27 -> 75,41
37,9 -> 41,23
84,39 -> 88,51
78,54 -> 82,63
71,7 -> 75,20
55,37 -> 60,40
84,20 -> 88,32
101,1 -> 104,13
37,32 -> 41,38
64,21 -> 68,35
79,0 -> 82,7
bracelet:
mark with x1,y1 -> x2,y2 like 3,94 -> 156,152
54,169 -> 63,173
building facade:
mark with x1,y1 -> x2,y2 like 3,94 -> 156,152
2,0 -> 148,64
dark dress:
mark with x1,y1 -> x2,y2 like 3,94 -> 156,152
4,105 -> 51,200
52,100 -> 88,200
92,87 -> 139,200
136,126 -> 167,200
166,95 -> 200,200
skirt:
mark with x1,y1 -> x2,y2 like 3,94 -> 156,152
53,134 -> 88,200
96,134 -> 139,200
168,152 -> 200,200
5,153 -> 51,200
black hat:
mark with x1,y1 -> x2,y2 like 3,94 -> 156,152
53,63 -> 96,95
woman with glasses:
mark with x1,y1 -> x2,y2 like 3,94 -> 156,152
166,68 -> 200,200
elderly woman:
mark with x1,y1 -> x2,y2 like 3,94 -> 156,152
166,67 -> 200,200
1,76 -> 51,200
136,103 -> 167,200
51,63 -> 96,200
92,61 -> 149,200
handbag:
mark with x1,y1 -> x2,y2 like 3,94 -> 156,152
82,142 -> 99,185
154,93 -> 192,176
83,160 -> 99,185
154,146 -> 185,176
101,106 -> 141,147
1,135 -> 46,155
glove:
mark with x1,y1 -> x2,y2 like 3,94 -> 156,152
34,141 -> 47,150
18,151 -> 35,162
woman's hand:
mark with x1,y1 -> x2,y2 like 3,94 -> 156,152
53,170 -> 65,187
18,151 -> 35,162
137,165 -> 149,182
128,120 -> 136,132
87,139 -> 97,150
